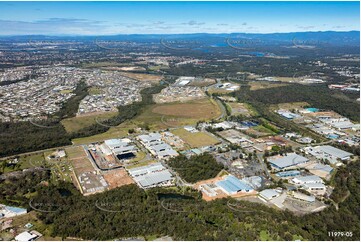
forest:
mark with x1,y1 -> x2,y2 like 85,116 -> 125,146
167,153 -> 224,183
0,158 -> 359,241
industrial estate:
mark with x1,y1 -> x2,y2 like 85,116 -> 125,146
0,1 -> 360,241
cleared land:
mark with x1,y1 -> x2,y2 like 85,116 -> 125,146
118,72 -> 163,83
227,102 -> 252,116
272,102 -> 310,111
249,81 -> 289,90
172,128 -> 220,148
61,111 -> 118,133
102,169 -> 134,189
71,98 -> 220,145
151,98 -> 221,119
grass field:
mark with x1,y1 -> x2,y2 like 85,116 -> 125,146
71,98 -> 220,145
61,111 -> 118,133
273,102 -> 310,111
2,153 -> 45,173
88,86 -> 104,95
118,72 -> 163,83
151,98 -> 221,119
65,146 -> 87,159
172,128 -> 220,148
249,81 -> 289,91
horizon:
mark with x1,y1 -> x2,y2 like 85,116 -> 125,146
0,1 -> 359,35
0,29 -> 360,37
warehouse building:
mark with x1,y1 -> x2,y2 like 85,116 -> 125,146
276,170 -> 301,178
216,175 -> 254,195
259,189 -> 281,201
292,175 -> 324,185
102,138 -> 138,158
127,162 -> 174,189
304,145 -> 353,165
138,133 -> 162,146
291,192 -> 316,203
303,183 -> 326,195
138,133 -> 178,159
269,153 -> 309,170
0,204 -> 27,218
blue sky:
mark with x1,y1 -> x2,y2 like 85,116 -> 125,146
0,1 -> 359,35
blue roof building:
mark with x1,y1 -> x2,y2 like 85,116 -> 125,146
276,170 -> 301,178
216,175 -> 254,195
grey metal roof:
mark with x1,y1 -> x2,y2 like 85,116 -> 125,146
135,170 -> 173,187
294,175 -> 323,183
138,133 -> 162,143
313,163 -> 333,173
113,145 -> 136,154
303,183 -> 326,189
269,153 -> 309,169
259,189 -> 279,200
127,162 -> 164,176
318,145 -> 352,159
150,143 -> 172,152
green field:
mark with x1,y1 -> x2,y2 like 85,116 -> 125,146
172,128 -> 220,148
61,111 -> 118,134
71,99 -> 220,145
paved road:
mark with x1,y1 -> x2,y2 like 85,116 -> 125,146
256,152 -> 271,179
214,98 -> 227,120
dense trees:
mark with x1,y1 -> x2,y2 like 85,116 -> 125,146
168,153 -> 224,183
0,158 -> 359,241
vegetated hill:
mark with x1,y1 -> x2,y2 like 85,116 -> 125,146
168,153 -> 224,183
3,31 -> 359,48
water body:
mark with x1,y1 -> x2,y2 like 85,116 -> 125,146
306,107 -> 319,112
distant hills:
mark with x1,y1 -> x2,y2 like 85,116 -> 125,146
1,31 -> 359,47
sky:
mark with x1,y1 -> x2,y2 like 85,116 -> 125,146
0,1 -> 359,35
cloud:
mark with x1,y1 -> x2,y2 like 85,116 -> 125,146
242,22 -> 247,26
332,25 -> 346,29
0,18 -> 113,35
297,25 -> 316,30
217,23 -> 228,26
181,20 -> 205,26
153,21 -> 165,25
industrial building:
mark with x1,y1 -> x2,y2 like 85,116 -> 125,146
269,153 -> 309,170
303,145 -> 353,165
259,189 -> 281,201
127,163 -> 174,189
15,231 -> 42,241
292,175 -> 324,185
0,204 -> 27,218
303,183 -> 326,194
101,138 -> 138,159
137,133 -> 178,159
276,170 -> 301,178
291,192 -> 316,203
138,133 -> 162,145
215,175 -> 254,195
